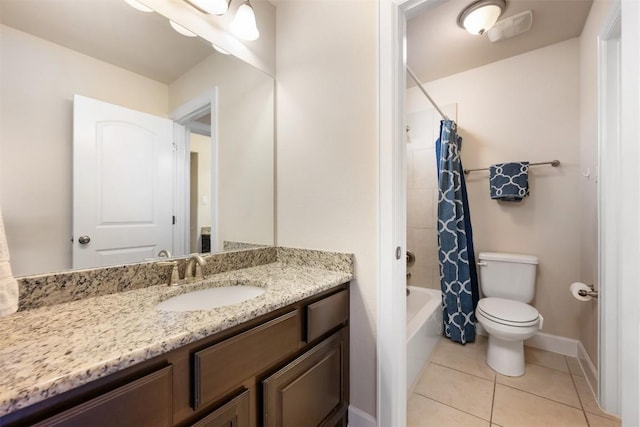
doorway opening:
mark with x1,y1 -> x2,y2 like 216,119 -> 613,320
188,111 -> 213,254
171,90 -> 218,257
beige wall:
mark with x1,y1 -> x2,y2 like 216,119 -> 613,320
578,0 -> 614,367
169,53 -> 275,250
275,0 -> 378,418
408,39 -> 583,340
0,25 -> 169,276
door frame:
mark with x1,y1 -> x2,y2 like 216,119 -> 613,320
378,1 -> 441,425
171,89 -> 219,256
618,1 -> 640,424
379,0 -> 640,424
597,0 -> 621,415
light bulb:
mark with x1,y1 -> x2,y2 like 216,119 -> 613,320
186,0 -> 229,16
170,20 -> 197,37
230,3 -> 259,41
123,0 -> 153,13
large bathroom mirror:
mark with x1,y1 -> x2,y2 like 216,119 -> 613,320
0,0 -> 275,276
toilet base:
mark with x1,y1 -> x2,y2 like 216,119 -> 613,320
486,334 -> 525,377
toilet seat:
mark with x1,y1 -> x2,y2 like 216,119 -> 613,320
477,297 -> 539,327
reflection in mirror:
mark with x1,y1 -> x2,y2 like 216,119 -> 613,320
0,0 -> 275,276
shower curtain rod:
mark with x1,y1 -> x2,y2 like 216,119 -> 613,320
463,160 -> 561,175
406,66 -> 450,121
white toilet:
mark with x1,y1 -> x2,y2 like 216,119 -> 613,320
475,252 -> 543,377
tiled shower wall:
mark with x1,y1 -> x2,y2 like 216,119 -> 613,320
406,104 -> 456,290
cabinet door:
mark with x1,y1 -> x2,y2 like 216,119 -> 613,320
33,366 -> 173,427
190,389 -> 250,427
263,329 -> 347,427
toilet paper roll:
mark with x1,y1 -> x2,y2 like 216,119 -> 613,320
570,282 -> 592,302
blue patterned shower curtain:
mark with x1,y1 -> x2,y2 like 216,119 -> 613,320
435,120 -> 479,344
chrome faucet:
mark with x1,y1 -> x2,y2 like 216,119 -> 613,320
185,254 -> 206,282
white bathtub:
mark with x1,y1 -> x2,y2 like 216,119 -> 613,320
407,286 -> 443,393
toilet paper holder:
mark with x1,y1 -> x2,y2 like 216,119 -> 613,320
577,284 -> 599,299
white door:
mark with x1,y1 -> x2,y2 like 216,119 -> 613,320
73,95 -> 174,269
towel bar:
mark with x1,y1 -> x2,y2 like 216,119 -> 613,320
463,160 -> 560,175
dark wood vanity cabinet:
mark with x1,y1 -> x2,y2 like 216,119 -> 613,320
190,389 -> 251,427
2,284 -> 349,427
32,366 -> 174,427
193,311 -> 300,410
263,328 -> 348,427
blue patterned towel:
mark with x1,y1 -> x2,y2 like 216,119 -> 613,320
489,162 -> 530,201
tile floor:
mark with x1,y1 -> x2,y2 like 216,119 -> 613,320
408,336 -> 622,427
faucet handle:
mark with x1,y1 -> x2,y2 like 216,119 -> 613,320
157,261 -> 180,286
158,249 -> 172,258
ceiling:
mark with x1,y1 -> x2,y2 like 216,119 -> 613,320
407,0 -> 593,85
1,0 -> 593,86
0,0 -> 216,84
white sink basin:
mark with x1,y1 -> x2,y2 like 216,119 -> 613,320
156,286 -> 266,312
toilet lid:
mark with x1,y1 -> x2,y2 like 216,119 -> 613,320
477,297 -> 539,324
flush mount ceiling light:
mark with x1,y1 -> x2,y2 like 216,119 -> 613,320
457,0 -> 507,36
123,0 -> 153,13
186,0 -> 229,15
170,20 -> 198,37
230,1 -> 259,41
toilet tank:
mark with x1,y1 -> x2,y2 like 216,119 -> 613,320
478,252 -> 538,303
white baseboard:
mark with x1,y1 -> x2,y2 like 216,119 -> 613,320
525,331 -> 579,357
348,406 -> 376,427
577,340 -> 599,397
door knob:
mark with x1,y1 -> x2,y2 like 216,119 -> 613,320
78,235 -> 91,245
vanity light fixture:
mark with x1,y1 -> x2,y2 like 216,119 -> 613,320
183,0 -> 260,41
212,43 -> 231,54
170,20 -> 198,37
123,0 -> 153,13
186,0 -> 229,16
230,1 -> 260,41
457,0 -> 507,35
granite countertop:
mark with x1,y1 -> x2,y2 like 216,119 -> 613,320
0,262 -> 352,417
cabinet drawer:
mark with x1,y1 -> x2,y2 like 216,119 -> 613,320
263,329 -> 347,427
306,290 -> 349,342
33,366 -> 173,427
190,389 -> 250,427
194,310 -> 299,409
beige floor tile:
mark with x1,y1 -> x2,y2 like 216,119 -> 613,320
493,384 -> 588,427
432,336 -> 496,381
573,375 -> 620,421
566,356 -> 584,377
524,346 -> 569,373
497,363 -> 581,408
585,412 -> 622,427
414,363 -> 494,420
407,393 -> 490,427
